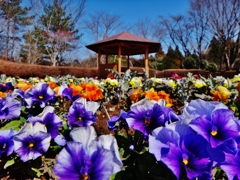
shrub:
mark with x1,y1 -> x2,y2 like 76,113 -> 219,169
207,62 -> 218,72
200,59 -> 209,70
184,56 -> 197,69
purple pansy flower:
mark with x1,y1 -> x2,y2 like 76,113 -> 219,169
0,129 -> 15,157
149,122 -> 211,179
27,106 -> 62,138
54,134 -> 66,146
14,122 -> 51,162
54,126 -> 122,179
67,98 -> 99,128
11,88 -> 25,99
189,109 -> 239,148
0,96 -> 21,120
24,82 -> 55,108
57,84 -> 73,102
220,151 -> 240,180
107,110 -> 127,131
126,98 -> 179,136
0,82 -> 14,93
161,141 -> 211,180
54,142 -> 115,180
180,99 -> 228,124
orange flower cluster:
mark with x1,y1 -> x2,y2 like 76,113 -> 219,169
144,88 -> 173,107
47,81 -> 58,89
129,88 -> 143,103
0,92 -> 6,98
210,86 -> 231,104
69,82 -> 103,101
129,88 -> 173,107
15,82 -> 33,92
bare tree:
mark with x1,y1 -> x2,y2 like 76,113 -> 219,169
84,10 -> 126,64
204,0 -> 240,70
84,10 -> 123,41
159,15 -> 194,67
188,0 -> 210,67
133,17 -> 154,39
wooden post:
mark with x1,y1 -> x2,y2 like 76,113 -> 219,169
98,50 -> 101,77
145,46 -> 149,76
98,49 -> 101,67
106,53 -> 108,64
127,55 -> 130,69
118,44 -> 121,74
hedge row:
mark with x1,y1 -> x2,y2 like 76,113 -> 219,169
0,59 -> 238,79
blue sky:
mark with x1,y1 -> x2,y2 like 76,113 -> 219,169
85,0 -> 190,25
21,0 -> 190,59
80,0 -> 190,58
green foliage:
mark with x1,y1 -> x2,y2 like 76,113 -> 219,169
207,62 -> 218,72
0,0 -> 32,59
0,116 -> 26,131
158,46 -> 183,70
21,2 -> 82,65
208,37 -> 222,64
200,59 -> 209,70
184,56 -> 197,69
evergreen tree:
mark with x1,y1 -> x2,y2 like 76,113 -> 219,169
34,1 -> 82,66
0,0 -> 31,60
159,46 -> 182,70
19,26 -> 44,64
207,36 -> 222,66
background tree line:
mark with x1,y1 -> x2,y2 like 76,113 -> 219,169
0,0 -> 239,70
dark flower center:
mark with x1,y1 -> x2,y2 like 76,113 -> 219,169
144,119 -> 150,125
211,131 -> 217,136
81,173 -> 88,180
39,95 -> 44,99
78,116 -> 83,121
29,142 -> 35,148
211,126 -> 218,136
182,154 -> 188,165
183,159 -> 188,165
2,143 -> 6,149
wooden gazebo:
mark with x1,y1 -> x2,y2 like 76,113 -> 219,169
86,32 -> 160,77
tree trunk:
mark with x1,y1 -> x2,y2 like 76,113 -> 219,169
4,18 -> 10,60
10,22 -> 16,60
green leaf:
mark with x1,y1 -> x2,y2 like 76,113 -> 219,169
0,117 -> 25,131
109,173 -> 116,180
31,167 -> 43,177
4,159 -> 15,169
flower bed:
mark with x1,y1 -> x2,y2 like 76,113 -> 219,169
0,71 -> 240,179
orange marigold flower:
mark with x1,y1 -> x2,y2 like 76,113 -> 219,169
85,83 -> 98,91
80,82 -> 87,89
210,86 -> 231,104
157,90 -> 173,107
144,88 -> 160,101
47,81 -> 58,89
0,92 -> 6,98
53,86 -> 60,96
69,83 -> 83,97
79,83 -> 103,101
129,88 -> 143,103
15,82 -> 32,92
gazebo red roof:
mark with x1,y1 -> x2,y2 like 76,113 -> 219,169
86,32 -> 160,55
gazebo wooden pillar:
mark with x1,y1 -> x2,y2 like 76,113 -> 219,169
86,32 -> 160,78
97,49 -> 101,68
118,43 -> 121,74
145,46 -> 149,75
